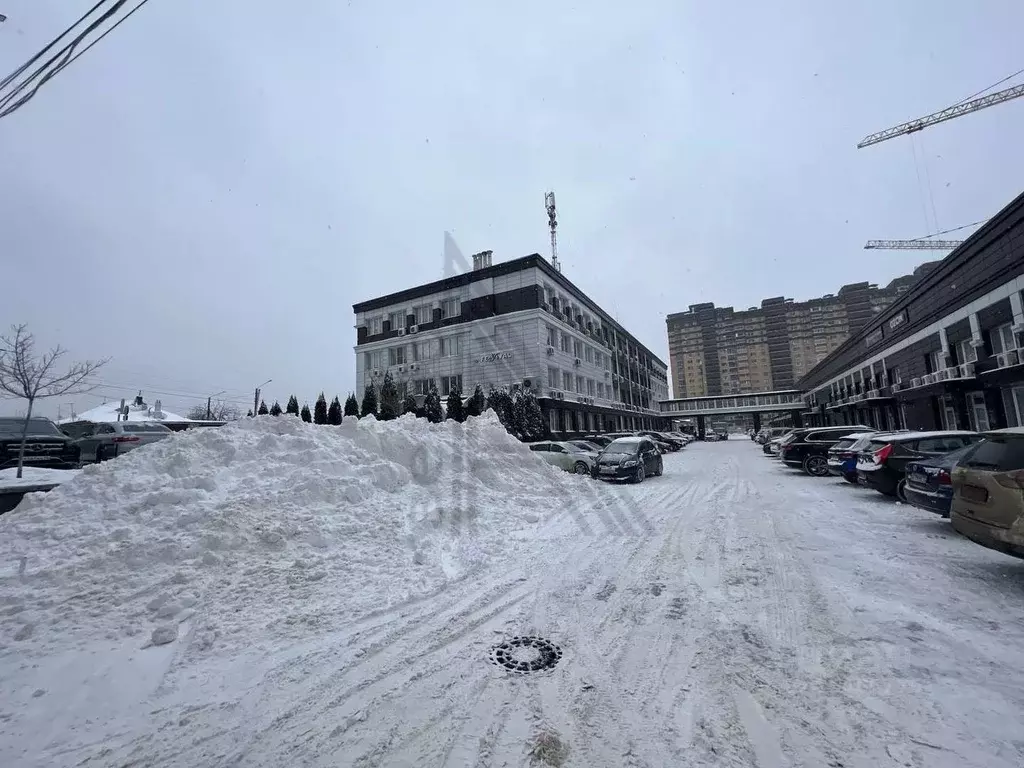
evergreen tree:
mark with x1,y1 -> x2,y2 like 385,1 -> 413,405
486,387 -> 515,433
465,384 -> 486,418
327,396 -> 342,425
257,400 -> 269,416
360,384 -> 378,418
314,392 -> 328,424
246,409 -> 254,418
378,371 -> 401,420
518,390 -> 545,440
424,382 -> 443,423
402,392 -> 418,415
446,387 -> 465,422
344,392 -> 359,417
269,400 -> 283,416
300,403 -> 312,422
285,395 -> 299,416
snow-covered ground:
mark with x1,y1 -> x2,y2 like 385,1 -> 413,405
3,429 -> 1024,767
0,467 -> 80,492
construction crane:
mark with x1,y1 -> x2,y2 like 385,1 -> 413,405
864,239 -> 963,250
858,82 -> 1024,148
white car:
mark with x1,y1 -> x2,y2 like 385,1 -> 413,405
529,441 -> 598,475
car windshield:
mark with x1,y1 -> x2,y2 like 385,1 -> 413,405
0,417 -> 61,436
604,439 -> 640,455
121,423 -> 172,433
832,438 -> 857,449
959,435 -> 1024,472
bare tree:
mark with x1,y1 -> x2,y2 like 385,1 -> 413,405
0,324 -> 108,478
185,400 -> 241,422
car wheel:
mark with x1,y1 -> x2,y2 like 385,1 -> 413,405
573,461 -> 590,475
633,465 -> 645,484
655,459 -> 663,477
803,455 -> 828,477
896,479 -> 908,503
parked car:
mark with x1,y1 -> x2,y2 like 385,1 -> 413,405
950,428 -> 1024,558
567,439 -> 604,454
593,436 -> 663,483
528,441 -> 598,475
764,430 -> 798,456
826,432 -> 880,483
0,417 -> 80,470
640,431 -> 684,451
583,435 -> 614,448
780,425 -> 874,476
705,432 -> 720,442
761,428 -> 794,454
61,420 -> 174,463
904,443 -> 980,518
856,431 -> 982,501
758,427 -> 790,446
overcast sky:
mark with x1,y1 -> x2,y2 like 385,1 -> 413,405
2,0 -> 1023,417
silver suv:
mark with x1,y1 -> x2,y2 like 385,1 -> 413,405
61,421 -> 172,463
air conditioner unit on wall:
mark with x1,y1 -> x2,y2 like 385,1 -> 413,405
1008,349 -> 1021,366
556,391 -> 565,400
922,373 -> 935,385
547,346 -> 555,355
936,369 -> 949,381
397,328 -> 405,336
911,377 -> 922,388
960,362 -> 976,378
574,357 -> 582,366
946,366 -> 960,379
997,353 -> 1008,368
409,325 -> 419,333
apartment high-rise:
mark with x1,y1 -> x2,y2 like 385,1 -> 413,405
666,264 -> 939,398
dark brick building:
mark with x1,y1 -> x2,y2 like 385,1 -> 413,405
798,189 -> 1024,433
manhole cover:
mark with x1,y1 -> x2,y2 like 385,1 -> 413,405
489,636 -> 562,674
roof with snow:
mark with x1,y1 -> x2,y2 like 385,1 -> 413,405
60,399 -> 194,425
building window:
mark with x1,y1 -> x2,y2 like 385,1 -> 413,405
587,379 -> 595,396
388,311 -> 405,331
414,340 -> 432,361
573,340 -> 583,358
563,371 -> 573,390
367,316 -> 383,335
547,326 -> 557,347
389,346 -> 406,366
576,375 -> 584,393
549,409 -> 559,432
585,346 -> 594,364
957,339 -> 978,364
414,378 -> 433,395
548,366 -> 560,389
560,332 -> 572,354
439,336 -> 459,357
597,382 -> 604,398
364,349 -> 384,370
440,298 -> 460,319
991,323 -> 1016,355
440,375 -> 463,396
1002,386 -> 1024,427
968,392 -> 990,432
414,305 -> 431,325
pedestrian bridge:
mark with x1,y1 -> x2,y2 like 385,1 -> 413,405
658,389 -> 805,417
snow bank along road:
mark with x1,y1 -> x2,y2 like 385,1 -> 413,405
4,436 -> 1024,767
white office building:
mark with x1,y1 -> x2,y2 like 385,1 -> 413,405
353,251 -> 669,436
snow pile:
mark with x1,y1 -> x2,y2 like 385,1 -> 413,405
0,412 -> 602,657
0,467 -> 80,491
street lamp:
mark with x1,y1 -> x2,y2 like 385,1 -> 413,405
254,379 -> 272,415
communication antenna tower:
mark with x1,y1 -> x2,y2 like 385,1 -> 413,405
544,191 -> 561,273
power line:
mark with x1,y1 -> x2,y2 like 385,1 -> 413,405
0,0 -> 108,91
0,0 -> 152,119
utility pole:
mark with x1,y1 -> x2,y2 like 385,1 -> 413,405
206,390 -> 226,420
254,379 -> 271,415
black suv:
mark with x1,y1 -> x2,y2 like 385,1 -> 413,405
779,425 -> 873,476
0,416 -> 81,470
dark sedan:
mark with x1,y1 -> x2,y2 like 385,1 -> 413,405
0,417 -> 80,470
904,443 -> 979,517
593,437 -> 663,483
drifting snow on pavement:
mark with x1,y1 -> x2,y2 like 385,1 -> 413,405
3,434 -> 1024,767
